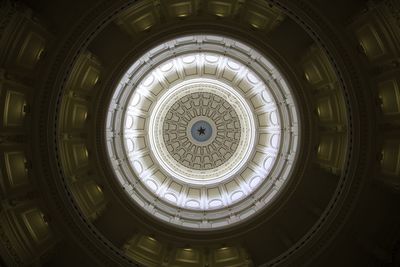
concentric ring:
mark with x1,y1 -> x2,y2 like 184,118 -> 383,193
106,34 -> 299,229
149,78 -> 254,184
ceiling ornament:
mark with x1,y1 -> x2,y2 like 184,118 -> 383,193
106,35 -> 299,229
162,91 -> 241,171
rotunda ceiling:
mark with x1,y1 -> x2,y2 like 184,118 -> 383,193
106,35 -> 299,229
5,0 -> 400,265
33,0 -> 379,265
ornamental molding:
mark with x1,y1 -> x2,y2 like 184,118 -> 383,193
33,0 -> 372,266
107,36 -> 298,229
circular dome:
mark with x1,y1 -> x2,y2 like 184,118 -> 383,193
149,78 -> 255,185
106,34 -> 299,229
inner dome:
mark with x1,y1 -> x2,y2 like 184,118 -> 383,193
148,78 -> 255,185
163,90 -> 240,170
106,34 -> 299,229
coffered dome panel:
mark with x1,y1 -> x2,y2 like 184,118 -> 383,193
6,0 -> 393,266
106,35 -> 299,229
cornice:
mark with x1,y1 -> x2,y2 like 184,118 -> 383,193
35,0 -> 140,266
262,0 -> 376,266
93,19 -> 313,244
33,0 -> 376,266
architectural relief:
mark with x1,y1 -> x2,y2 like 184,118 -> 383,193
1,0 -> 397,266
107,34 -> 298,229
163,92 -> 241,170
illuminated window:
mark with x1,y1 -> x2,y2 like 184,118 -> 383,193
106,35 -> 299,229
